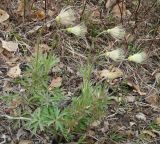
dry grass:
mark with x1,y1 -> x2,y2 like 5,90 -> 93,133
0,0 -> 160,143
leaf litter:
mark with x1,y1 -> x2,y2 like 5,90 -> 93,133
0,0 -> 160,143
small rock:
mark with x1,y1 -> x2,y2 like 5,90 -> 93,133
135,113 -> 146,121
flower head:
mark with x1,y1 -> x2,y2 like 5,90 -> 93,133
128,52 -> 147,63
107,26 -> 125,40
55,6 -> 76,26
105,48 -> 125,61
67,23 -> 87,37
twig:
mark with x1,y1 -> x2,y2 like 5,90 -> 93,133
1,114 -> 31,121
80,0 -> 87,20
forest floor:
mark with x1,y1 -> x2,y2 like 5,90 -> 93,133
0,0 -> 160,144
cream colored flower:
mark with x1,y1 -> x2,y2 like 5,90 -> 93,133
105,48 -> 125,61
67,23 -> 87,37
107,26 -> 125,40
128,52 -> 147,63
55,6 -> 76,26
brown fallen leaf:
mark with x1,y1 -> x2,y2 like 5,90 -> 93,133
112,2 -> 131,19
100,121 -> 109,133
33,44 -> 51,56
155,73 -> 160,84
48,77 -> 62,90
91,6 -> 100,19
48,10 -> 56,17
155,117 -> 160,126
0,9 -> 9,23
91,120 -> 101,128
145,94 -> 160,106
0,47 -> 4,53
99,67 -> 123,80
31,10 -> 45,21
10,97 -> 22,109
27,25 -> 42,34
19,140 -> 33,144
39,44 -> 51,53
105,0 -> 117,9
125,96 -> 136,103
125,33 -> 134,43
136,113 -> 146,121
1,40 -> 18,52
127,80 -> 146,96
17,0 -> 31,17
7,64 -> 21,78
141,130 -> 156,138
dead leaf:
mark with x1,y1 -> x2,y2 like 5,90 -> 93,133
135,113 -> 146,121
99,67 -> 123,80
155,117 -> 160,126
91,120 -> 101,128
19,140 -> 33,144
155,73 -> 160,84
17,0 -> 24,16
158,26 -> 160,34
31,10 -> 45,21
48,10 -> 56,17
112,2 -> 131,19
119,130 -> 134,139
125,33 -> 134,43
10,97 -> 22,109
145,94 -> 159,106
129,122 -> 136,127
142,130 -> 156,138
0,9 -> 9,23
7,64 -> 21,78
127,80 -> 146,96
17,0 -> 31,17
1,40 -> 18,52
39,44 -> 51,53
125,96 -> 136,103
48,77 -> 62,90
91,6 -> 100,19
16,128 -> 27,140
0,47 -> 4,53
27,25 -> 42,34
105,0 -> 117,9
100,121 -> 109,133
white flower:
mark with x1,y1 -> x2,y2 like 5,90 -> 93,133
128,52 -> 147,63
67,23 -> 87,37
105,48 -> 125,61
55,6 -> 76,26
107,26 -> 125,40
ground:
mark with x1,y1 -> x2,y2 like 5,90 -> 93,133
0,0 -> 160,144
